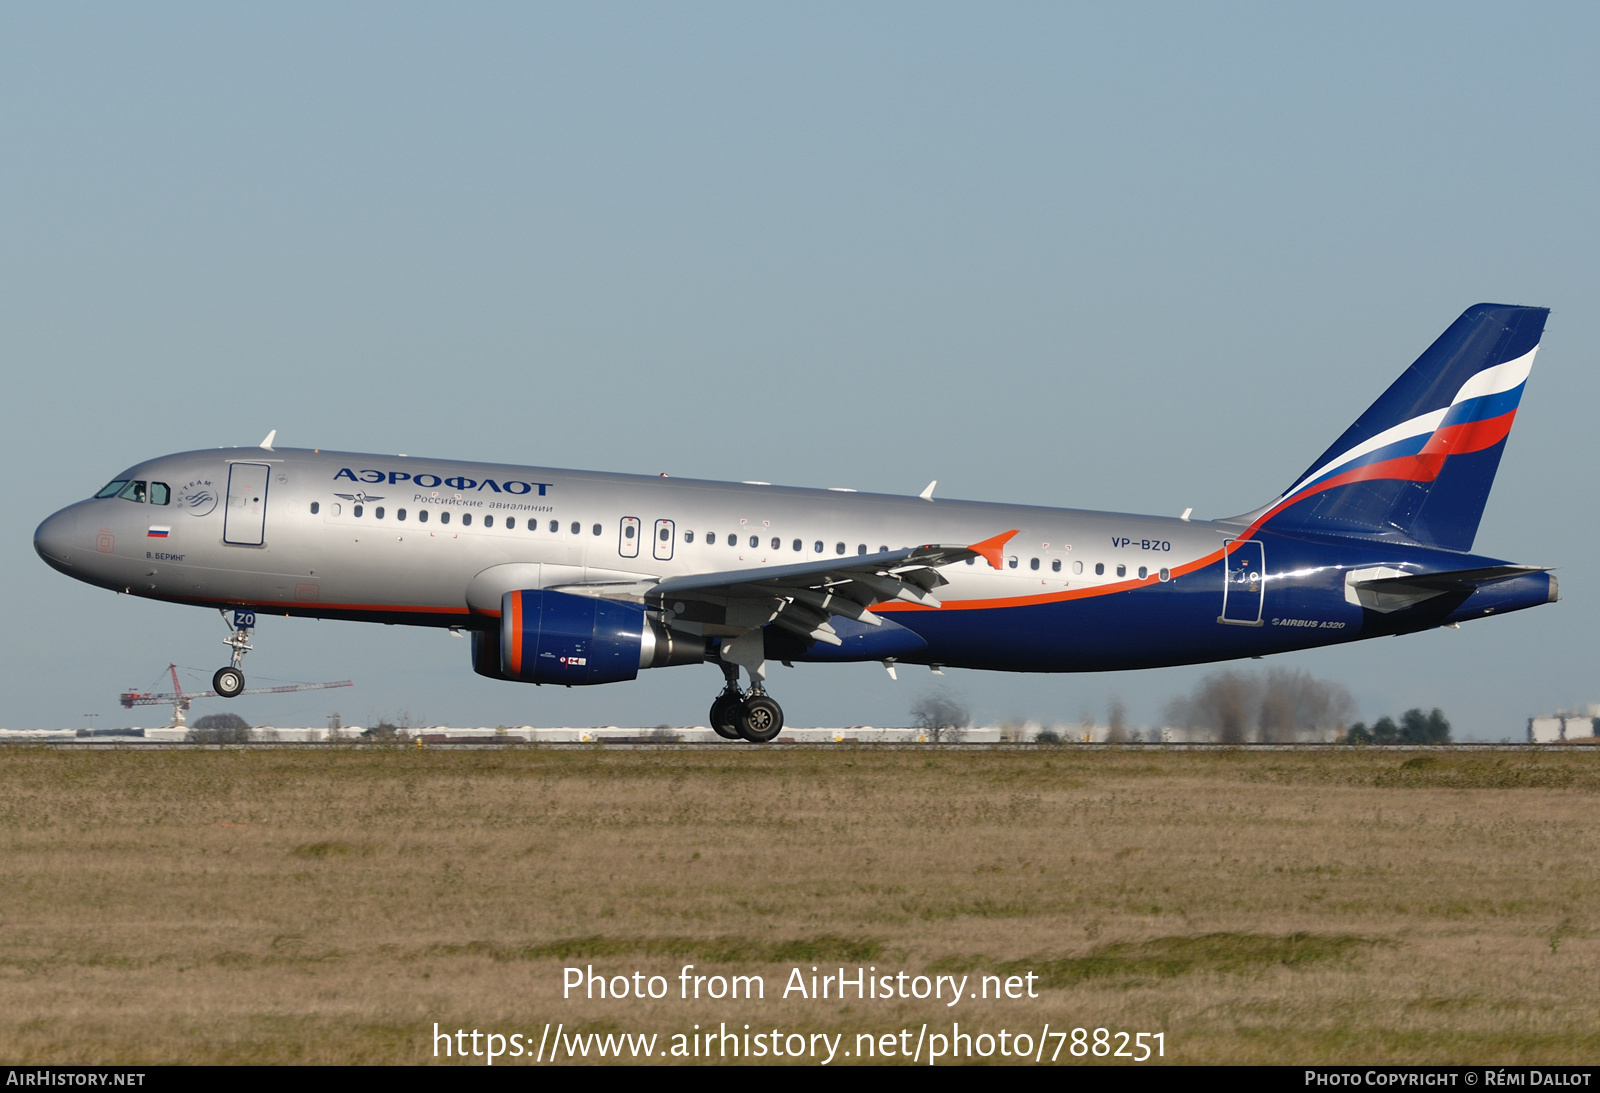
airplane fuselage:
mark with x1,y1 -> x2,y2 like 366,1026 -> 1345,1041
33,446 -> 1556,675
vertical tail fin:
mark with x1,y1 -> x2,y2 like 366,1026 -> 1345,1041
1255,303 -> 1548,551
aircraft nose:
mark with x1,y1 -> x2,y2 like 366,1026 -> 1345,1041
34,507 -> 84,572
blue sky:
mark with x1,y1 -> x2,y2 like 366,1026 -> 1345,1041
4,4 -> 1595,737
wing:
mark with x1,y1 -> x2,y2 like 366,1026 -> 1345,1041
643,529 -> 1019,645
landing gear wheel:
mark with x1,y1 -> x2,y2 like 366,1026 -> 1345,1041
213,667 -> 245,698
709,692 -> 744,740
737,695 -> 784,743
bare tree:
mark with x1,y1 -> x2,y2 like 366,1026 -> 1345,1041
1273,667 -> 1354,740
912,693 -> 971,743
187,712 -> 251,744
1167,668 -> 1354,743
1166,670 -> 1261,743
1105,698 -> 1128,743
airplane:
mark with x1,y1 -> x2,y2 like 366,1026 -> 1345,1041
34,303 -> 1556,742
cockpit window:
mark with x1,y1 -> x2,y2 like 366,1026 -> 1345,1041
95,480 -> 129,499
150,483 -> 170,505
117,481 -> 147,503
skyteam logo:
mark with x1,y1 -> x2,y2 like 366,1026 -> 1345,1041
177,479 -> 218,518
334,468 -> 553,496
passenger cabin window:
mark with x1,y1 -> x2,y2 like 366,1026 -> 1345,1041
353,504 -> 364,517
417,509 -> 428,523
706,532 -> 716,545
397,508 -> 407,521
684,530 -> 694,543
507,517 -> 517,529
1138,566 -> 1148,579
118,481 -> 146,503
1008,556 -> 1018,569
95,480 -> 129,499
814,541 -> 823,553
439,510 -> 449,524
1094,562 -> 1103,575
1051,559 -> 1061,573
461,513 -> 471,526
310,502 -> 320,515
1159,567 -> 1170,582
792,539 -> 801,551
857,544 -> 866,555
1073,560 -> 1083,575
878,545 -> 888,552
965,557 -> 975,565
835,542 -> 845,555
150,483 -> 170,505
770,537 -> 780,550
1030,557 -> 1039,570
1116,564 -> 1126,577
485,515 -> 495,528
375,507 -> 385,519
570,522 -> 580,534
593,524 -> 602,535
549,520 -> 559,533
749,535 -> 759,548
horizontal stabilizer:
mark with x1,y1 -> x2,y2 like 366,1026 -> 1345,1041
1344,564 -> 1549,613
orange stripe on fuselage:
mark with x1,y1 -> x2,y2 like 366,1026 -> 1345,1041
873,546 -> 1228,612
183,594 -> 470,616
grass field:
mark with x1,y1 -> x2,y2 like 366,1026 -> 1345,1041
2,745 -> 1598,1065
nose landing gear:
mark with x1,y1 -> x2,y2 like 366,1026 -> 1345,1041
213,609 -> 255,698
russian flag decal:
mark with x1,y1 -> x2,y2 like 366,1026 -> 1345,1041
147,526 -> 170,538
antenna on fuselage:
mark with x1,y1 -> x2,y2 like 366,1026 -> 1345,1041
919,480 -> 937,501
260,429 -> 277,452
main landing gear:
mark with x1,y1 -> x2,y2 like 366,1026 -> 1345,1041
213,609 -> 256,699
709,661 -> 785,743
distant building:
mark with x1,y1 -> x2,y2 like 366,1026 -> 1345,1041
1528,705 -> 1598,743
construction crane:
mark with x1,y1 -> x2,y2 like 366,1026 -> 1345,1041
119,663 -> 353,727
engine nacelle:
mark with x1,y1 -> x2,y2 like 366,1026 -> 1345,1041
486,589 -> 705,685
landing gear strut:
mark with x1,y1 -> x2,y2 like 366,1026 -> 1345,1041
709,663 -> 744,740
709,641 -> 785,743
214,609 -> 256,698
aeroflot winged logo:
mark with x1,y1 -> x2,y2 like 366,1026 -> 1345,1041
333,468 -> 553,496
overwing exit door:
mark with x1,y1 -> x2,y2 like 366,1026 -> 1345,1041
1219,539 -> 1265,626
223,462 -> 270,546
653,519 -> 675,561
618,516 -> 640,558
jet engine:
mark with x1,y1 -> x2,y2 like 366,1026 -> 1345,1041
475,589 -> 705,685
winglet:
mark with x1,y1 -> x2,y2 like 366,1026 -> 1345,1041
260,429 -> 277,451
968,529 -> 1019,570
